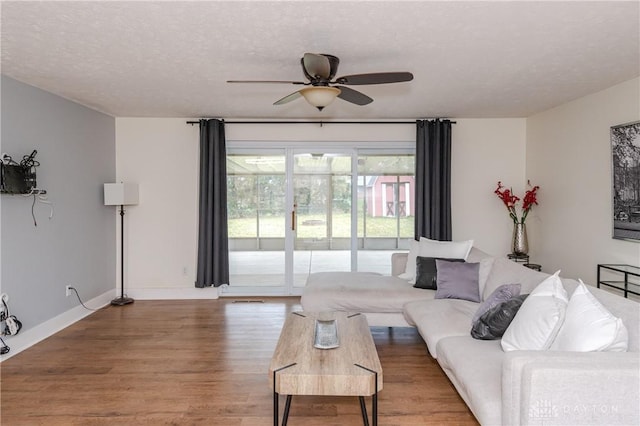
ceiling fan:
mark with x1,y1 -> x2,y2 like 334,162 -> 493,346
227,53 -> 413,111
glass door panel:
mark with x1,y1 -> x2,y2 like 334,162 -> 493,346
357,154 -> 415,274
227,153 -> 287,290
292,153 -> 352,287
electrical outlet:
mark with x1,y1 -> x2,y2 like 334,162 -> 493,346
65,285 -> 73,297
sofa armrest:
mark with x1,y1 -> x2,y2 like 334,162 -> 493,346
391,252 -> 408,277
503,351 -> 639,425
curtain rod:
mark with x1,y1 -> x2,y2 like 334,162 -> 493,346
186,119 -> 456,126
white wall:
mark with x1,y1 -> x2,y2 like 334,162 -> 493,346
115,118 -> 212,299
526,77 -> 640,284
452,119 -> 527,255
225,121 -> 415,142
116,118 -> 526,295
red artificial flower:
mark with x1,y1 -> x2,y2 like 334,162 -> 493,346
522,187 -> 539,211
494,181 -> 540,224
495,182 -> 520,207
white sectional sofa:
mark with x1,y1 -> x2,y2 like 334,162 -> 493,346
300,249 -> 640,425
302,247 -> 492,327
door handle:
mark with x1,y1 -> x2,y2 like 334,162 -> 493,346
291,204 -> 296,231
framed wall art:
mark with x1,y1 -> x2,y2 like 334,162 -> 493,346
611,120 -> 640,241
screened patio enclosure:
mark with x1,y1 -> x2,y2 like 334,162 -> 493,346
226,147 -> 414,295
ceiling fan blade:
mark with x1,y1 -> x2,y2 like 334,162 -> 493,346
335,86 -> 373,106
227,80 -> 306,84
273,90 -> 302,105
334,72 -> 414,85
302,53 -> 331,79
324,55 -> 340,80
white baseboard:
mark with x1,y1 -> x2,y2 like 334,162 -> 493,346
0,288 -> 116,362
127,286 -> 219,300
218,286 -> 302,297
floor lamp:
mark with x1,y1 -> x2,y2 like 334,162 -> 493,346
104,182 -> 139,306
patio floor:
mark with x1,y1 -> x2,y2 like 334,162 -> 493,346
228,250 -> 400,289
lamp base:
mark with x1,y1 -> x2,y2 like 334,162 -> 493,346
111,296 -> 134,306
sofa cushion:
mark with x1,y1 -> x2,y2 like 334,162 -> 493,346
419,237 -> 474,260
471,294 -> 528,340
477,257 -> 496,303
414,256 -> 464,289
436,336 -> 504,426
465,246 -> 493,263
301,271 -> 435,314
398,239 -> 421,281
403,298 -> 478,358
551,280 -> 629,352
399,238 -> 474,283
391,252 -> 409,277
482,257 -> 548,301
435,260 -> 481,302
501,271 -> 568,351
472,283 -> 521,324
584,284 -> 640,352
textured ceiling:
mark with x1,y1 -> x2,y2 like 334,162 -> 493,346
1,1 -> 639,119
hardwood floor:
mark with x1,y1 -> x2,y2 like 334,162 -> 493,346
0,298 -> 477,425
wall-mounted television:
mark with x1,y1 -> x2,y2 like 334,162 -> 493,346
1,151 -> 38,194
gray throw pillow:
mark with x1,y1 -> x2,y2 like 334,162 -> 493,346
471,294 -> 529,340
414,256 -> 465,290
434,259 -> 481,302
472,283 -> 521,324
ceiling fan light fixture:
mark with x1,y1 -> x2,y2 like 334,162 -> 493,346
229,53 -> 413,108
300,86 -> 341,111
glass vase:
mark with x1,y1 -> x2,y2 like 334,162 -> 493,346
512,223 -> 528,255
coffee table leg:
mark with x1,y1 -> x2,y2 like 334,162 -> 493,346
359,396 -> 370,426
354,364 -> 379,426
373,392 -> 378,426
274,391 -> 279,426
273,363 -> 297,426
282,395 -> 292,426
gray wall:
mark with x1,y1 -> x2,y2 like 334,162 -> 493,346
1,76 -> 115,329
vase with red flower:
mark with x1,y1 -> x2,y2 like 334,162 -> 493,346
494,181 -> 540,255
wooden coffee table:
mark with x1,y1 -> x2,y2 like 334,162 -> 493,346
269,311 -> 383,426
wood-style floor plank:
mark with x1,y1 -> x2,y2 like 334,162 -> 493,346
1,298 -> 477,425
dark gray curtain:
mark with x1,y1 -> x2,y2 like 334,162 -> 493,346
415,119 -> 452,241
195,119 -> 229,288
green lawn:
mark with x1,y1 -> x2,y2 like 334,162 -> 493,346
228,212 -> 413,238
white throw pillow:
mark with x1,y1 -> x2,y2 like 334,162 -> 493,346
550,280 -> 629,352
398,239 -> 421,281
407,238 -> 474,284
419,237 -> 474,260
501,271 -> 568,351
399,238 -> 474,283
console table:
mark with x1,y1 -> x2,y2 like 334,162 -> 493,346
597,264 -> 640,298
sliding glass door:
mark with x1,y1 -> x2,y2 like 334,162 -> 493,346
357,153 -> 415,272
227,151 -> 287,291
226,145 -> 414,296
292,152 -> 353,287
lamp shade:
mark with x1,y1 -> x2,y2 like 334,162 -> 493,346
300,87 -> 341,110
104,183 -> 139,206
